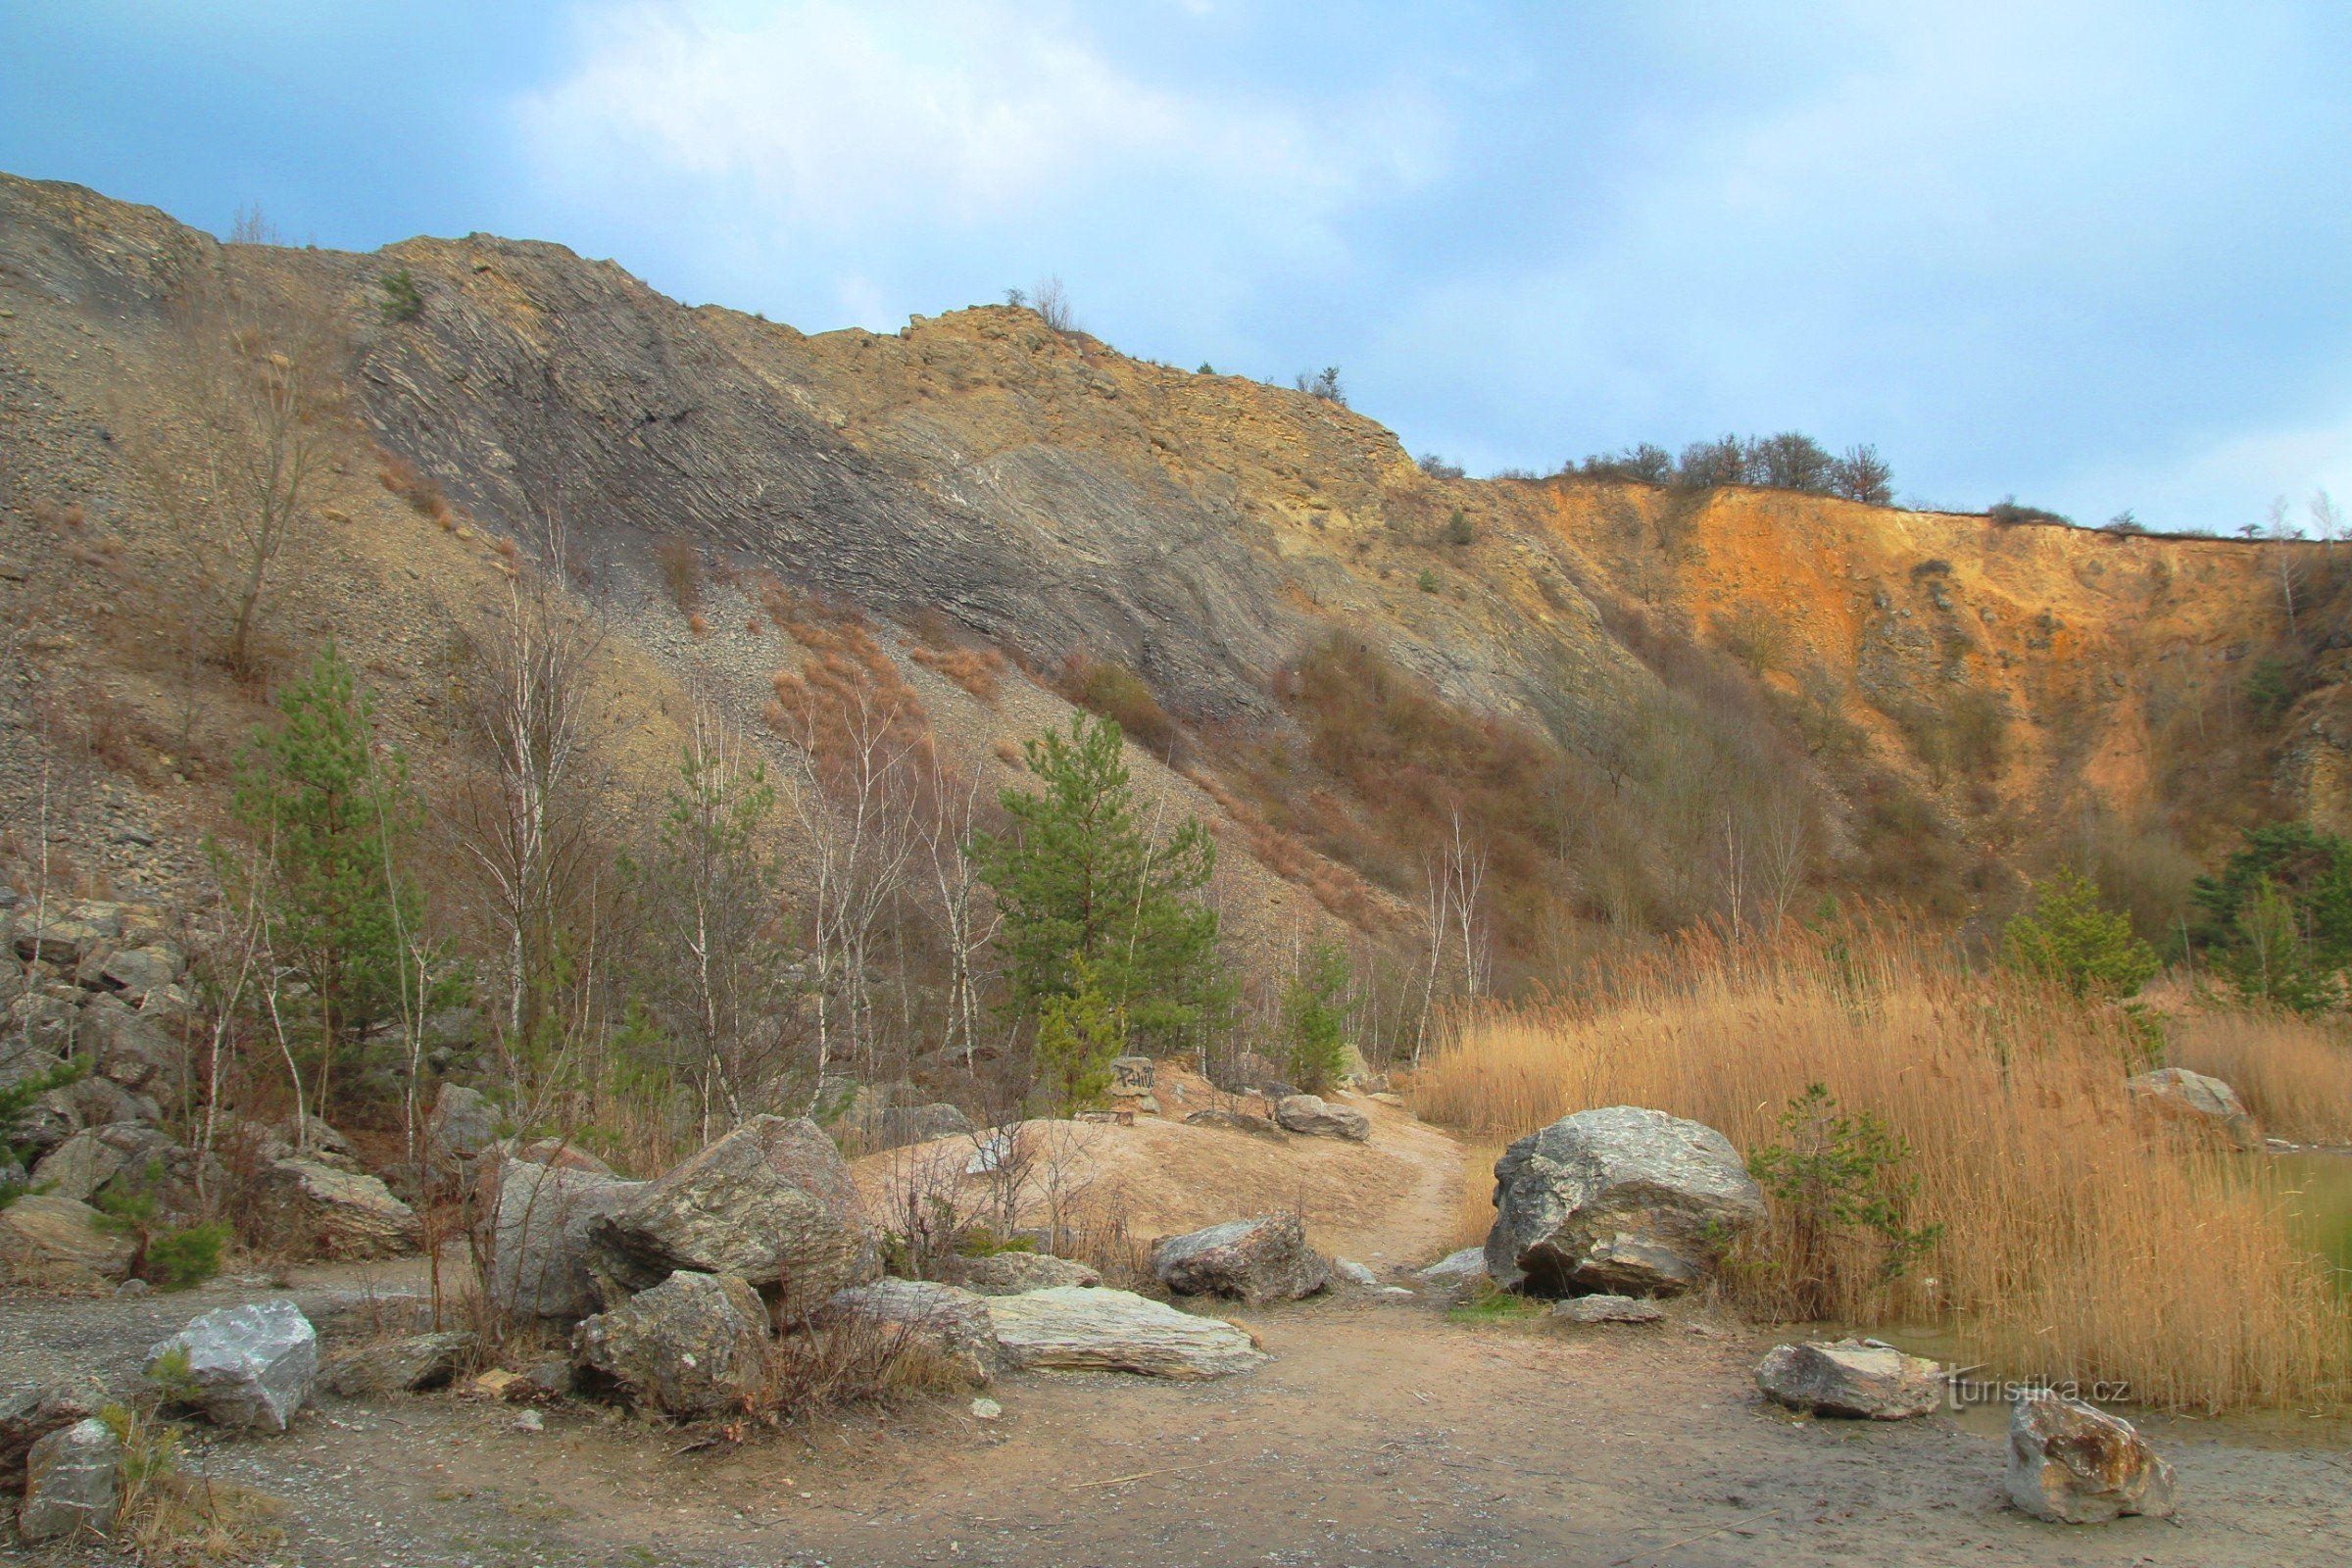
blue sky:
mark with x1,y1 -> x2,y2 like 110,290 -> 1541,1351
5,2 -> 2349,532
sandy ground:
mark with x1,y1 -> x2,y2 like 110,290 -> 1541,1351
7,1098 -> 2350,1567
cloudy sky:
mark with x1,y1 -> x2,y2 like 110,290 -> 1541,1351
5,2 -> 2348,531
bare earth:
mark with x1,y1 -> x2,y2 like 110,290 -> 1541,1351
8,1100 -> 2349,1567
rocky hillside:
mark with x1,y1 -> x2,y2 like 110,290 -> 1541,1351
0,171 -> 2337,981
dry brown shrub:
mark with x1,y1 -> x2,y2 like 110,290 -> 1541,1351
654,535 -> 703,612
993,739 -> 1024,768
377,455 -> 450,522
687,612 -> 709,637
1408,918 -> 2352,1412
906,610 -> 1008,702
767,617 -> 935,797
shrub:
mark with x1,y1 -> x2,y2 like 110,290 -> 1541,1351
1748,1083 -> 1939,1319
1419,454 -> 1465,480
1057,656 -> 1175,756
379,269 -> 424,323
144,1223 -> 230,1292
2000,867 -> 2160,1000
1443,510 -> 1476,547
1986,496 -> 2073,527
1282,941 -> 1350,1094
1416,567 -> 1439,593
1295,366 -> 1347,405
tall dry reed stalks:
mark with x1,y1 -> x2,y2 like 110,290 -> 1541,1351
1408,920 -> 2352,1412
2166,1007 -> 2352,1145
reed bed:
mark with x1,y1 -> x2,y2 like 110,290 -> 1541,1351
2166,1006 -> 2352,1146
1408,921 -> 2352,1412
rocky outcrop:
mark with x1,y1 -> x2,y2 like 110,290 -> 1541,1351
573,1270 -> 770,1420
147,1299 -> 319,1433
29,1120 -> 193,1211
320,1332 -> 477,1397
19,1416 -> 119,1543
1485,1106 -> 1765,1298
985,1287 -> 1264,1380
255,1158 -> 422,1259
0,1194 -> 134,1286
947,1250 -> 1102,1296
490,1162 -> 646,1320
1755,1340 -> 1943,1419
819,1278 -> 998,1386
2006,1392 -> 2178,1523
2126,1067 -> 2259,1149
1152,1215 -> 1331,1304
589,1115 -> 869,1316
1275,1095 -> 1370,1142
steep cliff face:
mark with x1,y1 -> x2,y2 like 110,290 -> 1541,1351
0,171 -> 2329,952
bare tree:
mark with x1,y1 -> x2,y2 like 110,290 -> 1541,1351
1032,275 -> 1073,333
919,754 -> 1001,1072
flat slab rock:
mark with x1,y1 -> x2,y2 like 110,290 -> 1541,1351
948,1250 -> 1102,1296
1417,1246 -> 1489,1284
1152,1214 -> 1331,1304
985,1287 -> 1265,1380
1554,1294 -> 1664,1325
2007,1391 -> 2178,1523
1756,1339 -> 1943,1419
147,1299 -> 318,1433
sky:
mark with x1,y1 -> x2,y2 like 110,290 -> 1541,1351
4,1 -> 2349,532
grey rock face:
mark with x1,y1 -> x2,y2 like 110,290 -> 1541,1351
2126,1067 -> 2259,1149
1274,1095 -> 1371,1142
1485,1105 -> 1765,1298
1555,1294 -> 1666,1325
948,1250 -> 1102,1296
2007,1392 -> 2178,1523
320,1331 -> 477,1397
0,1194 -> 135,1285
589,1115 -> 869,1317
490,1162 -> 647,1320
572,1270 -> 770,1420
19,1416 -> 120,1542
257,1158 -> 422,1260
1152,1214 -> 1332,1304
820,1278 -> 998,1386
985,1287 -> 1265,1379
863,1102 -> 977,1152
29,1120 -> 189,1210
426,1082 -> 501,1167
1109,1056 -> 1155,1094
1755,1339 -> 1942,1418
95,944 -> 185,1004
80,993 -> 182,1093
147,1299 -> 318,1433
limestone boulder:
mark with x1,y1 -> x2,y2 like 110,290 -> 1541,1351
0,1194 -> 134,1286
589,1115 -> 869,1317
1274,1094 -> 1369,1142
320,1331 -> 477,1397
256,1158 -> 421,1259
1183,1107 -> 1280,1138
819,1278 -> 998,1386
948,1250 -> 1102,1296
147,1299 -> 318,1433
1756,1339 -> 1943,1419
2007,1392 -> 2178,1523
987,1287 -> 1264,1379
0,1378 -> 102,1487
19,1416 -> 119,1543
2126,1067 -> 2259,1150
489,1161 -> 647,1320
425,1082 -> 501,1169
572,1269 -> 769,1420
1152,1214 -> 1332,1304
79,993 -> 182,1094
1485,1105 -> 1765,1298
1556,1294 -> 1665,1325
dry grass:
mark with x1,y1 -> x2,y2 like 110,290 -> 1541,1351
2166,1007 -> 2352,1145
1406,921 -> 2352,1412
1449,1139 -> 1505,1251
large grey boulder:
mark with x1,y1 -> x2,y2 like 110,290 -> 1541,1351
572,1269 -> 769,1420
1152,1214 -> 1331,1304
80,993 -> 182,1094
256,1158 -> 422,1259
819,1278 -> 998,1386
147,1299 -> 318,1433
426,1082 -> 501,1168
2007,1392 -> 2178,1523
1274,1094 -> 1370,1142
10,902 -> 122,966
95,943 -> 185,1004
1485,1105 -> 1765,1298
986,1287 -> 1265,1380
30,1120 -> 191,1210
948,1250 -> 1102,1296
0,1378 -> 101,1487
589,1115 -> 869,1317
0,1194 -> 134,1286
320,1331 -> 477,1397
2126,1067 -> 2258,1150
866,1102 -> 976,1152
490,1162 -> 647,1320
19,1416 -> 119,1543
1756,1339 -> 1943,1419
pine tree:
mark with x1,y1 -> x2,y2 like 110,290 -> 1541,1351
1998,867 -> 2159,1000
1283,940 -> 1351,1093
971,713 -> 1228,1053
1033,955 -> 1124,1113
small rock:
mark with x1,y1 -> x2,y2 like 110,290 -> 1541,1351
969,1396 -> 1002,1420
2006,1391 -> 2178,1523
513,1407 -> 545,1433
1333,1257 -> 1380,1288
1,1379 -> 102,1488
1182,1107 -> 1281,1138
1755,1339 -> 1942,1418
472,1369 -> 523,1398
1555,1294 -> 1665,1325
1152,1214 -> 1331,1304
523,1359 -> 573,1397
115,1277 -> 150,1298
320,1332 -> 477,1396
147,1299 -> 318,1433
1274,1094 -> 1370,1142
1417,1246 -> 1489,1285
2126,1067 -> 2259,1150
572,1270 -> 770,1420
985,1287 -> 1265,1379
19,1416 -> 119,1543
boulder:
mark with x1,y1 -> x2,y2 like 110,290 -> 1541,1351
1485,1105 -> 1765,1298
572,1269 -> 770,1420
10,902 -> 122,966
490,1162 -> 647,1320
270,1114 -> 356,1161
2126,1067 -> 2259,1150
93,944 -> 185,1004
1755,1339 -> 1943,1418
0,1194 -> 134,1286
985,1287 -> 1265,1379
8,995 -> 80,1056
866,1102 -> 976,1152
1152,1214 -> 1332,1304
320,1332 -> 477,1397
507,1137 -> 616,1175
256,1158 -> 421,1259
589,1115 -> 869,1317
1183,1107 -> 1280,1138
2006,1392 -> 2178,1523
0,1378 -> 101,1487
1108,1055 -> 1155,1094
1333,1257 -> 1380,1288
81,994 -> 183,1094
15,1070 -> 161,1161
1274,1095 -> 1370,1142
948,1250 -> 1102,1296
19,1417 -> 119,1543
1418,1246 -> 1489,1285
1555,1294 -> 1666,1325
819,1278 -> 998,1386
29,1120 -> 191,1210
147,1299 -> 318,1433
425,1082 -> 501,1167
